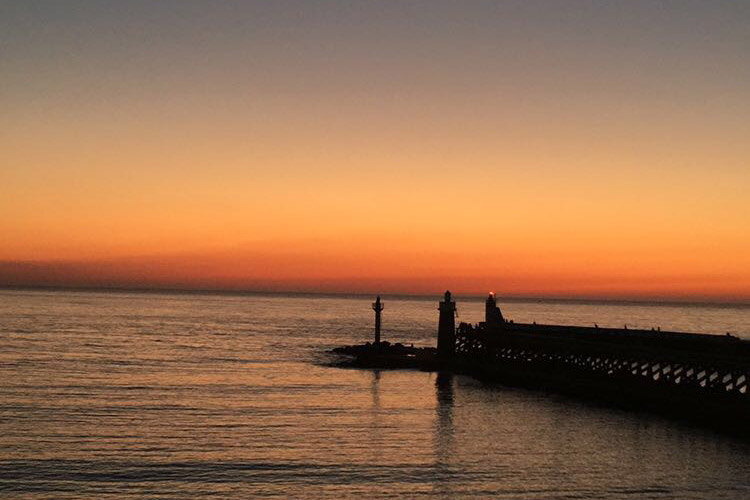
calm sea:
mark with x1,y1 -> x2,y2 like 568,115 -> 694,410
1,289 -> 749,499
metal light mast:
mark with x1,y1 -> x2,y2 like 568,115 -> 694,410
372,295 -> 384,344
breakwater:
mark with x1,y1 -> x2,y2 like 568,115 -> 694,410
453,321 -> 749,434
447,292 -> 750,434
334,292 -> 750,436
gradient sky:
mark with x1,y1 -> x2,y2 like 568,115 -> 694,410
2,1 -> 749,300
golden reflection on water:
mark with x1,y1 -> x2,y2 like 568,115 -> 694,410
0,290 -> 749,499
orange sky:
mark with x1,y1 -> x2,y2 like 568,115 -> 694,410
2,2 -> 749,301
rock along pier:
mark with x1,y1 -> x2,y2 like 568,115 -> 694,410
331,291 -> 750,436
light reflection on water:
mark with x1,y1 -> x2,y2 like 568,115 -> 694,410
0,290 -> 749,499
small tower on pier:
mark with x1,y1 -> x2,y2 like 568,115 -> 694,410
485,292 -> 505,327
372,295 -> 384,345
437,290 -> 456,359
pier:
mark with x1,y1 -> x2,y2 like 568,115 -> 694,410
451,292 -> 750,434
332,292 -> 750,436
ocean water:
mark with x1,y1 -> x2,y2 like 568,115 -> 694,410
1,289 -> 749,499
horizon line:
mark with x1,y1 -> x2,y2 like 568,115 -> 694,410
2,284 -> 749,309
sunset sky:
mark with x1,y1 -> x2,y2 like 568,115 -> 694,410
2,1 -> 749,301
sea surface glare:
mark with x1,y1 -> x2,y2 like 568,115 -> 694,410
1,290 -> 749,499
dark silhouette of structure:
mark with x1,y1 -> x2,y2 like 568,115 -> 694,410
450,295 -> 750,435
484,292 -> 504,326
332,290 -> 750,436
437,290 -> 456,360
372,295 -> 384,345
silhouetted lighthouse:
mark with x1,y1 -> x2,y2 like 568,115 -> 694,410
372,295 -> 384,345
485,292 -> 505,327
437,290 -> 456,359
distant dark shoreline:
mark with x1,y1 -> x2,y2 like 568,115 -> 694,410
1,284 -> 748,309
